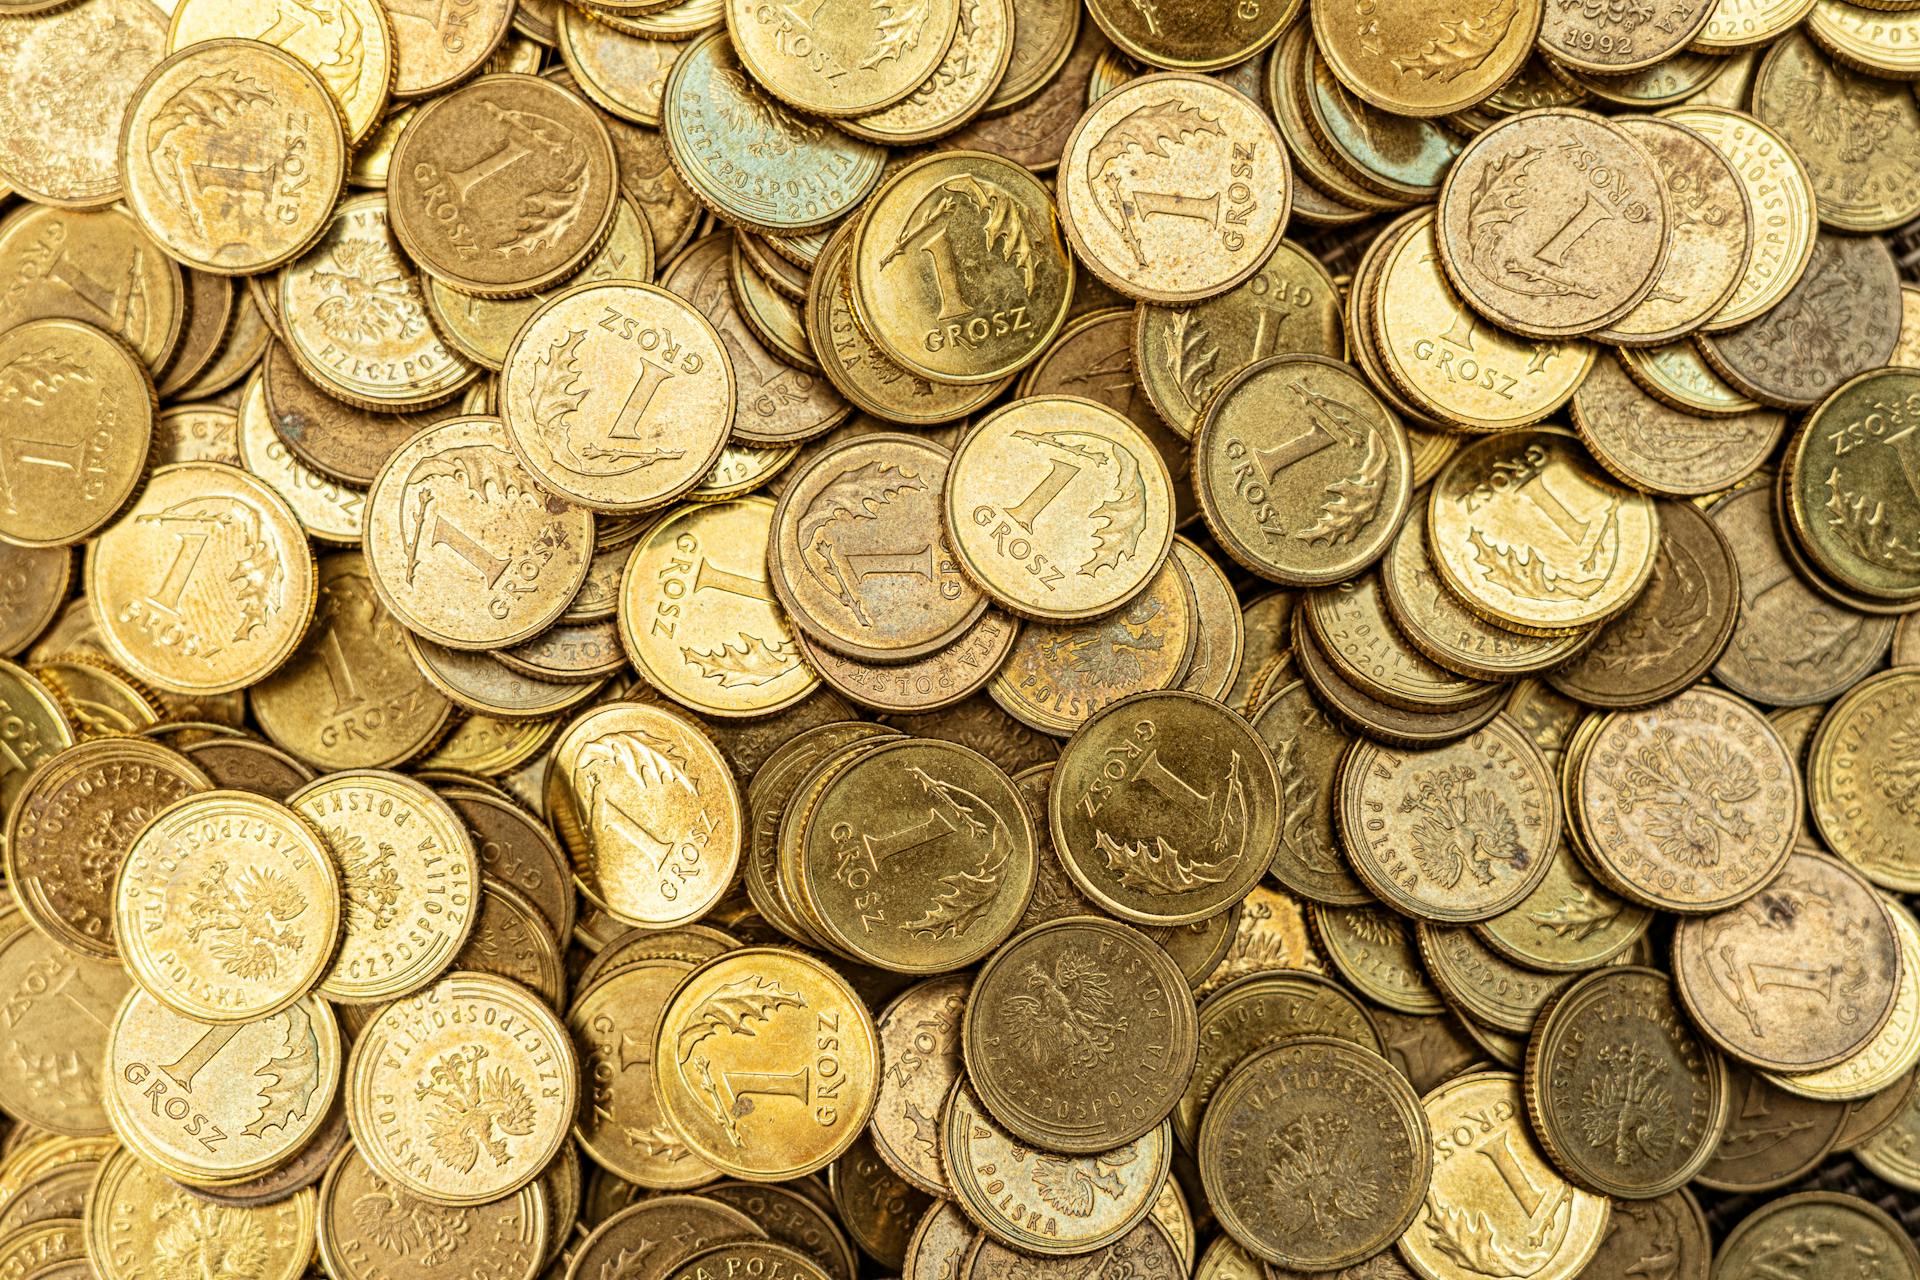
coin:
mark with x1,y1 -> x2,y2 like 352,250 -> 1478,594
554,9 -> 680,127
1858,1077 -> 1920,1191
1473,841 -> 1650,974
387,0 -> 514,98
1570,353 -> 1783,497
346,971 -> 575,1205
962,1217 -> 1184,1280
317,1144 -> 550,1280
1810,669 -> 1920,892
85,1148 -> 313,1280
1764,897 -> 1920,1101
1752,33 -> 1920,232
1712,1193 -> 1920,1280
1084,0 -> 1296,69
120,40 -> 347,276
706,1182 -> 859,1280
1579,1190 -> 1710,1280
726,0 -> 960,117
1306,574 -> 1498,713
1312,0 -> 1540,117
165,0 -> 393,147
1786,367 -> 1920,605
842,0 -> 1017,145
0,921 -> 124,1137
871,974 -> 966,1196
829,1134 -> 933,1270
1693,0 -> 1820,49
653,947 -> 879,1179
1057,75 -> 1290,303
183,733 -> 314,803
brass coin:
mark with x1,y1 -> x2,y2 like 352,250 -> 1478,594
85,1148 -> 313,1280
662,30 -> 886,234
906,1200 -> 978,1280
1858,1076 -> 1920,1191
448,877 -> 563,1006
1249,680 -> 1368,905
830,1133 -> 934,1270
663,1241 -> 833,1280
407,632 -> 605,719
1545,499 -> 1739,708
0,204 -> 185,376
1574,686 -> 1799,913
1712,1193 -> 1920,1280
0,920 -> 124,1136
1811,670 -> 1920,893
115,788 -> 340,1024
1170,539 -> 1241,702
0,545 -> 69,657
962,1221 -> 1185,1280
942,1080 -> 1170,1255
1541,0 -> 1713,68
947,7 -> 1107,166
1226,590 -> 1294,714
555,7 -> 681,127
103,989 -> 342,1184
800,608 -> 1018,715
3,736 -> 210,960
292,769 -> 480,1003
276,193 -> 482,411
1709,486 -> 1894,707
1057,75 -> 1291,304
745,722 -> 899,940
1570,352 -> 1783,496
317,1143 -> 551,1280
1313,0 -> 1540,117
1428,429 -> 1660,636
1202,1038 -> 1429,1270
364,415 -> 594,650
1786,367 -> 1920,604
181,734 -> 313,802
1524,966 -> 1728,1197
871,974 -> 966,1196
1305,573 -> 1498,713
1473,840 -> 1651,974
1657,106 -> 1818,331
1435,109 -> 1669,338
1340,716 -> 1559,923
260,342 -> 441,488
1294,617 -> 1511,748
1763,897 -> 1920,1101
387,0 -> 515,97
120,40 -> 347,276
1196,354 -> 1413,589
724,0 -> 960,117
1084,0 -> 1296,70
346,971 -> 577,1205
1806,0 -> 1920,77
653,946 -> 879,1179
1673,849 -> 1901,1071
1693,0 -> 1819,49
705,1182 -> 859,1280
166,0 -> 394,148
1578,1189 -> 1711,1280
237,374 -> 366,545
840,0 -> 1018,145
1417,920 -> 1576,1035
962,916 -> 1198,1153
1753,32 -> 1920,231
1618,339 -> 1760,418
1299,44 -> 1461,203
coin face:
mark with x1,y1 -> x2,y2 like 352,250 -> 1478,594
1787,367 -> 1920,603
1084,0 -> 1296,70
1540,0 -> 1712,69
166,0 -> 393,147
963,917 -> 1198,1152
1474,841 -> 1650,974
86,1148 -> 315,1280
1202,1038 -> 1429,1270
1571,353 -> 1783,495
1057,76 -> 1290,303
317,1144 -> 552,1280
120,41 -> 347,276
387,0 -> 514,97
1196,355 -> 1412,589
1579,1190 -> 1710,1280
653,947 -> 879,1178
1810,669 -> 1920,892
1050,691 -> 1280,925
1674,851 -> 1901,1071
1575,687 -> 1800,913
364,415 -> 594,649
0,919 -> 125,1136
871,975 -> 966,1197
725,0 -> 960,116
1713,1193 -> 1920,1280
390,75 -> 619,298
347,971 -> 577,1205
1312,0 -> 1540,117
549,702 -> 743,929
1248,682 -> 1366,904
1753,32 -> 1920,233
104,990 -> 342,1183
499,282 -> 732,513
1525,966 -> 1727,1197
3,737 -> 209,959
1306,574 -> 1497,713
1764,898 -> 1920,1102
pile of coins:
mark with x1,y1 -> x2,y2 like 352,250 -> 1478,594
1,0 -> 1920,1275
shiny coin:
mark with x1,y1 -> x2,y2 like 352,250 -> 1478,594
317,1143 -> 552,1280
725,0 -> 960,117
85,1147 -> 313,1280
1312,0 -> 1540,117
1810,668 -> 1920,892
1785,367 -> 1920,605
1712,1193 -> 1920,1280
0,919 -> 125,1136
1570,352 -> 1783,496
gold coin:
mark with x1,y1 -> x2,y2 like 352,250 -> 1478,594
840,0 -> 1017,145
317,1143 -> 552,1280
662,30 -> 886,234
1805,0 -> 1920,77
87,462 -> 316,695
724,0 -> 962,117
390,74 -> 619,298
0,918 -> 124,1136
0,543 -> 69,659
1299,42 -> 1460,203
729,234 -> 817,372
236,376 -> 366,545
166,0 -> 394,147
1570,352 -> 1783,496
0,318 -> 154,551
276,193 -> 482,411
1195,354 -> 1412,588
1764,898 -> 1920,1101
1809,669 -> 1920,892
1784,368 -> 1920,604
1305,573 -> 1499,712
1542,0 -> 1713,68
1086,0 -> 1297,70
30,656 -> 164,739
3,737 -> 210,959
616,497 -> 821,718
549,701 -> 743,928
943,397 -> 1176,621
387,0 -> 515,97
1753,32 -> 1920,232
120,40 -> 347,276
251,550 -> 456,771
1312,0 -> 1541,117
501,282 -> 733,512
364,415 -> 594,649
1428,429 -> 1660,635
653,946 -> 879,1179
556,5 -> 681,127
103,989 -> 342,1184
1057,75 -> 1291,304
850,150 -> 1074,385
85,1147 -> 314,1280
1657,105 -> 1818,331
346,970 -> 577,1205
115,788 -> 341,1023
986,0 -> 1081,111
292,769 -> 479,1003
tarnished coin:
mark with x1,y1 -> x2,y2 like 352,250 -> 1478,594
1195,355 -> 1412,588
500,282 -> 731,512
1673,850 -> 1901,1071
706,1181 -> 859,1280
725,0 -> 960,117
1524,966 -> 1727,1197
1249,681 -> 1367,905
962,1221 -> 1185,1280
0,919 -> 125,1136
1084,0 -> 1296,69
1786,367 -> 1920,605
3,737 -> 209,959
85,1148 -> 314,1280
943,397 -> 1174,621
1579,1191 -> 1710,1280
104,989 -> 342,1184
1858,1076 -> 1920,1191
871,974 -> 967,1197
115,789 -> 341,1023
1428,429 -> 1660,635
1474,840 -> 1651,974
1436,109 -> 1668,338
260,343 -> 440,489
653,947 -> 879,1179
840,0 -> 1016,145
942,1080 -> 1170,1255
850,151 -> 1074,385
317,1144 -> 551,1280
1762,898 -> 1920,1102
1810,669 -> 1920,892
1570,353 -> 1783,496
236,375 -> 366,545
1305,574 -> 1498,714
1574,686 -> 1799,913
364,415 -> 593,650
1057,75 -> 1290,304
1418,920 -> 1577,1035
1050,690 -> 1281,925
120,40 -> 347,276
1340,717 -> 1559,923
1202,1038 -> 1428,1270
1712,1193 -> 1920,1280
548,702 -> 743,929
1759,35 -> 1920,234
347,971 -> 576,1205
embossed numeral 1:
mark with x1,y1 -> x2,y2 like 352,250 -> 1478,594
691,557 -> 774,603
424,513 -> 511,588
1005,459 -> 1080,533
0,436 -> 83,507
1255,380 -> 1361,480
1474,1127 -> 1552,1218
1131,189 -> 1220,229
722,1067 -> 812,1112
863,805 -> 956,867
188,159 -> 280,207
320,629 -> 364,715
159,1023 -> 243,1092
1533,193 -> 1615,269
782,0 -> 832,26
893,221 -> 971,321
1127,747 -> 1222,830
149,530 -> 212,613
607,357 -> 678,442
443,137 -> 534,204
1514,471 -> 1591,549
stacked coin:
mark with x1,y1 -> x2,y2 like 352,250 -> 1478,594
0,0 -> 1919,1277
